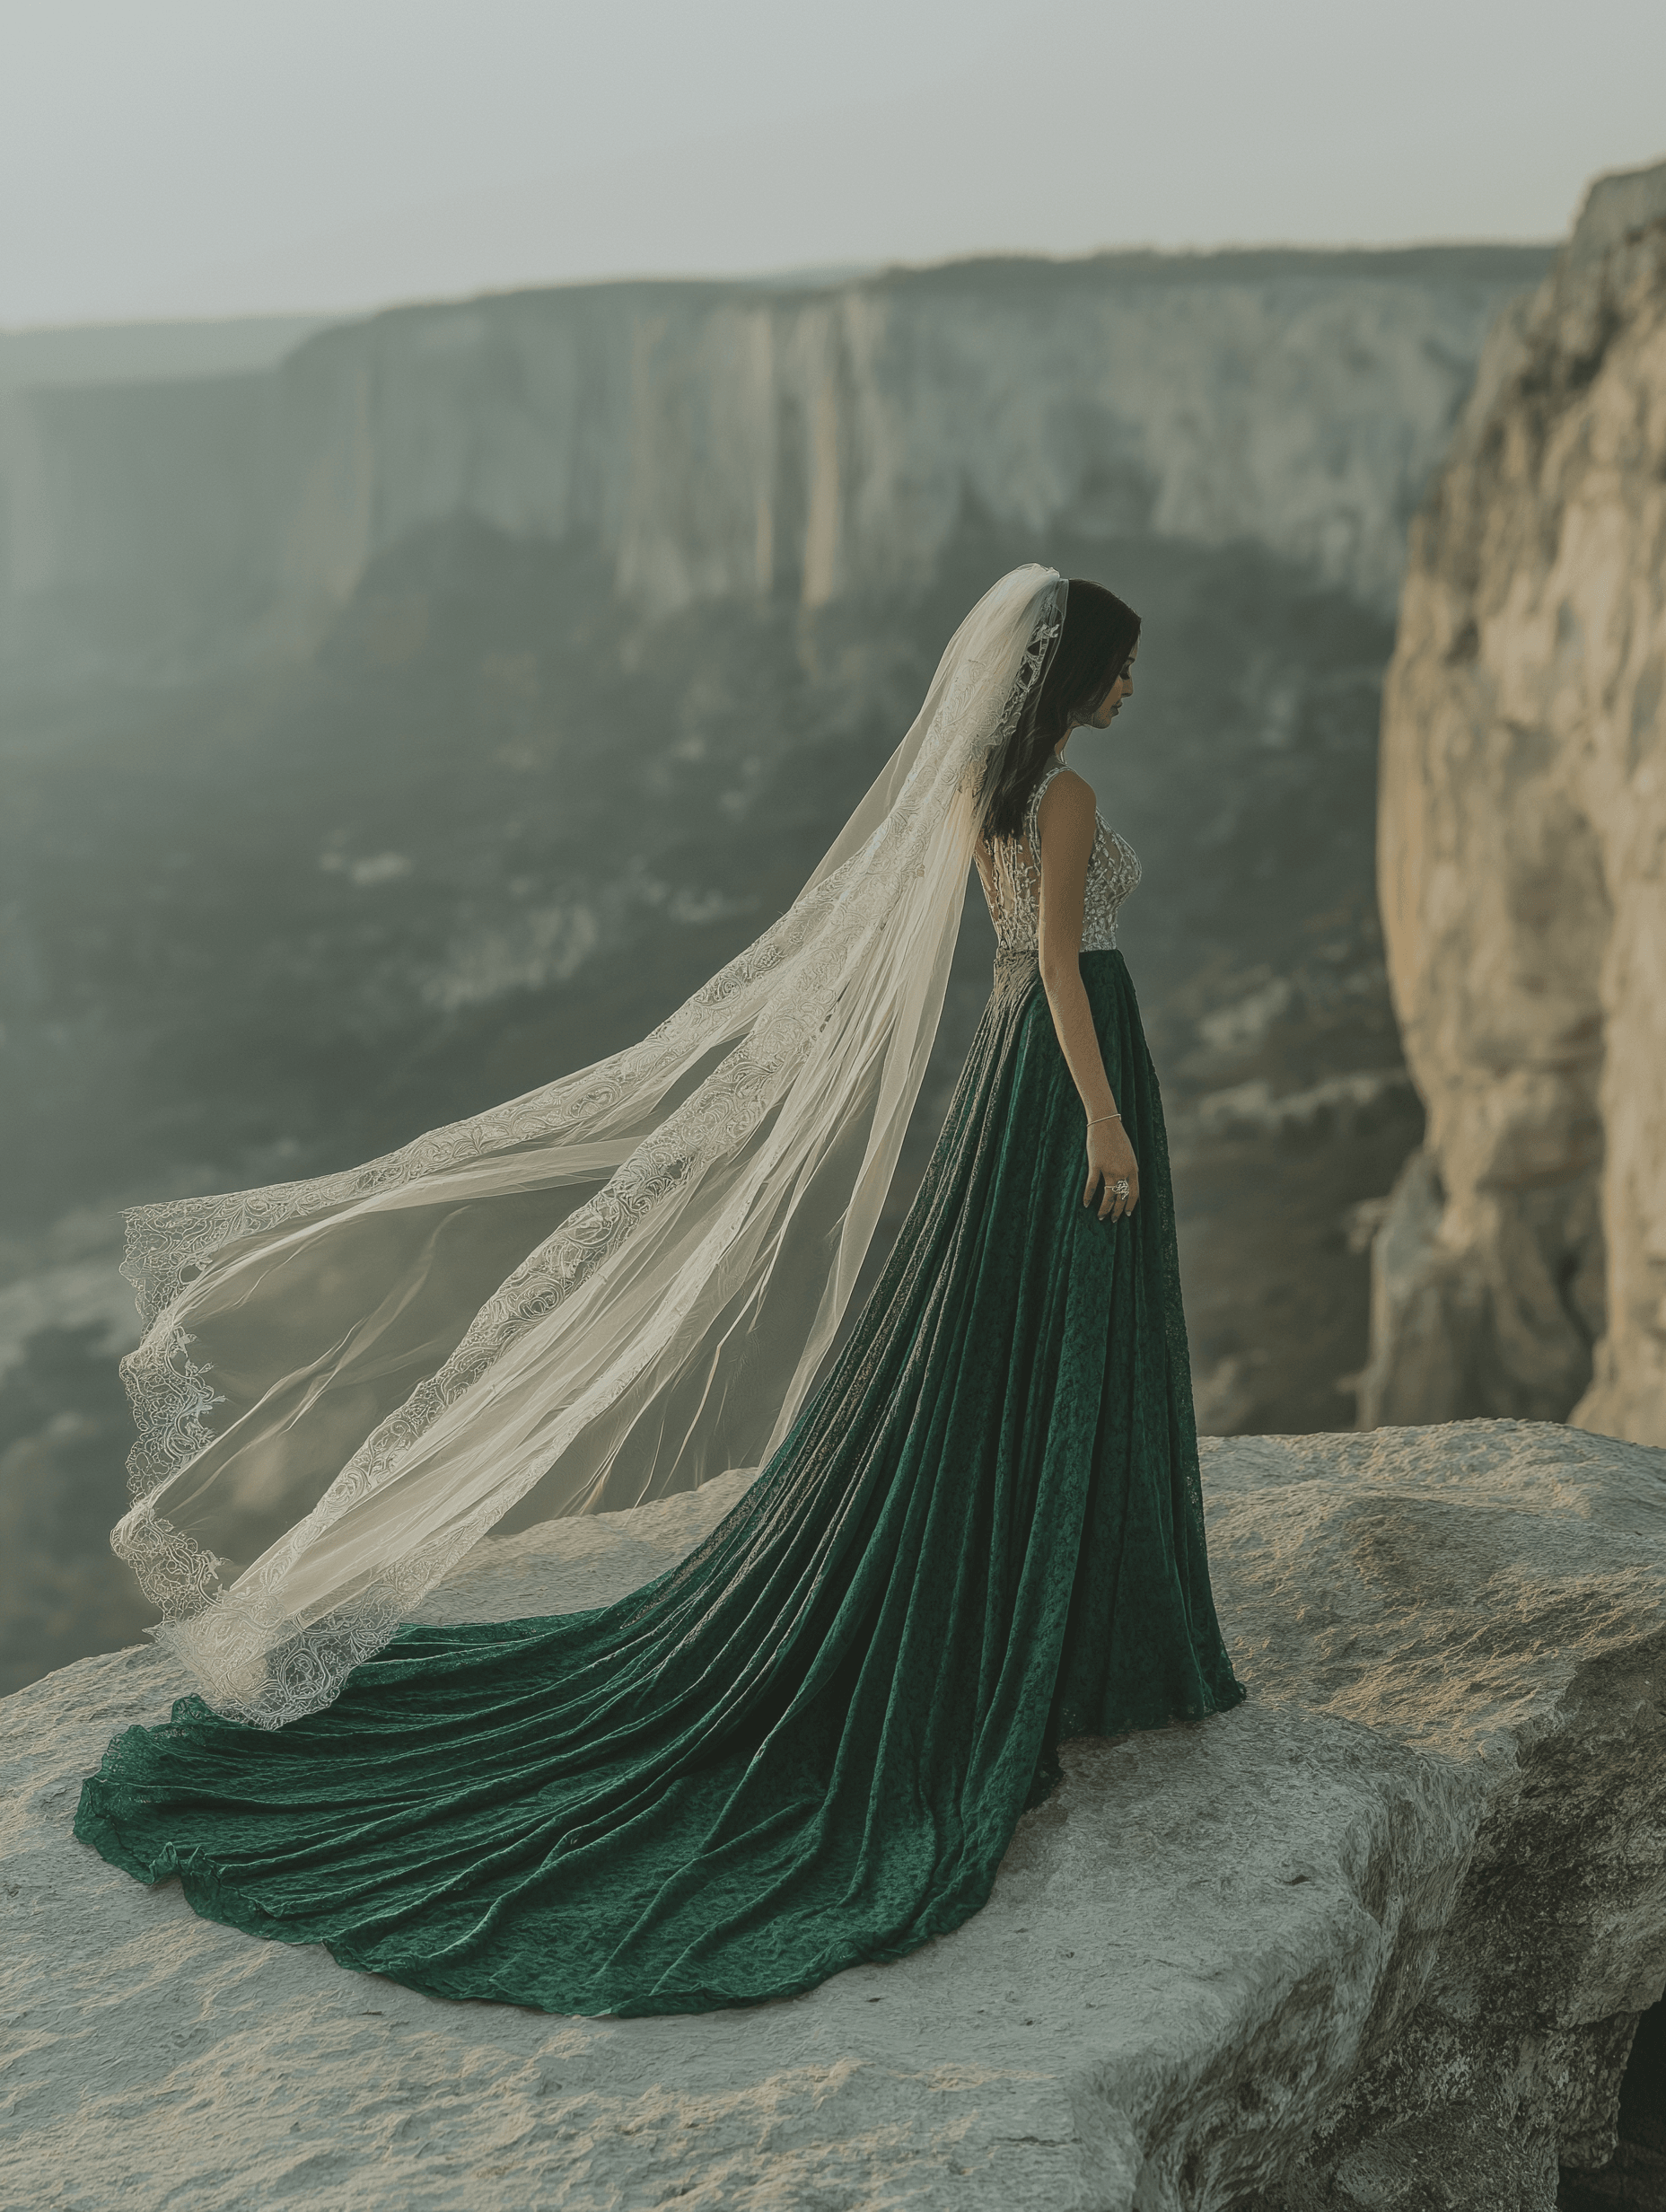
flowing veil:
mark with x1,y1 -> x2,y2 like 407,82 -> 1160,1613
111,565 -> 1068,1726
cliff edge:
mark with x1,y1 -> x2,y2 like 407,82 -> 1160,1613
4,1422 -> 1664,2210
1365,158 -> 1666,1446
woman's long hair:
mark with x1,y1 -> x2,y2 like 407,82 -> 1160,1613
975,577 -> 1141,846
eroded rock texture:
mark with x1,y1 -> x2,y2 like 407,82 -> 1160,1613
1365,159 -> 1666,1446
4,1423 -> 1663,2210
0,247 -> 1544,682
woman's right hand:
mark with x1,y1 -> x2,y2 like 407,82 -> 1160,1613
1084,1118 -> 1140,1221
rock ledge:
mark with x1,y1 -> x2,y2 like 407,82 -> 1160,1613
3,1420 -> 1663,2211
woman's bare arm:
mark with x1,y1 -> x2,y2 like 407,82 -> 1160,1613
1034,772 -> 1142,1218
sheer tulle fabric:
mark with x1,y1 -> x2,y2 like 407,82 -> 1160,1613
76,948 -> 1248,2017
111,567 -> 1068,1727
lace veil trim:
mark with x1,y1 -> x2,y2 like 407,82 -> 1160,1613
112,567 -> 1069,1726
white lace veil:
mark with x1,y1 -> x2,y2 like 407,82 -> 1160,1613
113,563 -> 1068,1725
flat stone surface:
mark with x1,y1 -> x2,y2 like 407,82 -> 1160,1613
4,1420 -> 1664,2211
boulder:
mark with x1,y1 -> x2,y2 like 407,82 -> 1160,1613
3,1421 -> 1662,2210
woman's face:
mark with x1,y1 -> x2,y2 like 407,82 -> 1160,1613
1085,640 -> 1138,729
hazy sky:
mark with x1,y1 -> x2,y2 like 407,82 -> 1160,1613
4,0 -> 1662,329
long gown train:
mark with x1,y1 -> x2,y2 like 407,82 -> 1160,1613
75,946 -> 1246,2017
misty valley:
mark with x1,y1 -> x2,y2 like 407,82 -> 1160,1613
0,244 -> 1551,1690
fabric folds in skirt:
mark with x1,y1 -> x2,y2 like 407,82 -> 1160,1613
75,948 -> 1247,2017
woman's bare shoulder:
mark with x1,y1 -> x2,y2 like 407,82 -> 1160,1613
1037,765 -> 1097,837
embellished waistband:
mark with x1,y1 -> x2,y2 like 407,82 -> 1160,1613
989,949 -> 1041,1016
989,944 -> 1121,1013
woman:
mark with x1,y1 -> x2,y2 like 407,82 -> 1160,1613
75,566 -> 1246,2017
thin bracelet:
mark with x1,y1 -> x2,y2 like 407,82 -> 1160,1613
1086,1110 -> 1120,1128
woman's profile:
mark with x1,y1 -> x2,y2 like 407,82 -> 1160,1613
75,565 -> 1247,2017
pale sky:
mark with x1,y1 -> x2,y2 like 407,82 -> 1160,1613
3,0 -> 1662,329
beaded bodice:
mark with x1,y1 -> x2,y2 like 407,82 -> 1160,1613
976,755 -> 1141,953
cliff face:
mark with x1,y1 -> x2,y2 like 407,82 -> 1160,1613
1365,162 -> 1666,1447
0,248 -> 1546,682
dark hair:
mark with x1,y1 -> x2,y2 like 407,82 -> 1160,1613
975,578 -> 1141,847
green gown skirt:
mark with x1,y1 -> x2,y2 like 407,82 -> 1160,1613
75,948 -> 1247,2017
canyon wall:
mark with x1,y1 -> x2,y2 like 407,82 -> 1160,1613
0,248 -> 1546,683
0,244 -> 1563,1690
1364,161 -> 1666,1447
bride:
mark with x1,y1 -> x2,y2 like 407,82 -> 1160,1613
75,564 -> 1247,2017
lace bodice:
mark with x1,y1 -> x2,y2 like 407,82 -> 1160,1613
976,756 -> 1141,953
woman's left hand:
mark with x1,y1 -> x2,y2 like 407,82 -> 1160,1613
1084,1119 -> 1139,1221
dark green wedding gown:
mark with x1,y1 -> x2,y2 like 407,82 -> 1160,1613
75,925 -> 1247,2017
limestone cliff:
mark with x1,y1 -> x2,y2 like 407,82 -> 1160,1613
0,247 -> 1546,682
1364,160 -> 1666,1447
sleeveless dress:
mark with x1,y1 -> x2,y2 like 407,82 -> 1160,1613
74,754 -> 1248,2019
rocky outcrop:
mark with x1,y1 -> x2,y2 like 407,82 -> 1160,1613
5,1421 -> 1663,2210
1365,160 -> 1666,1448
0,247 -> 1547,682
